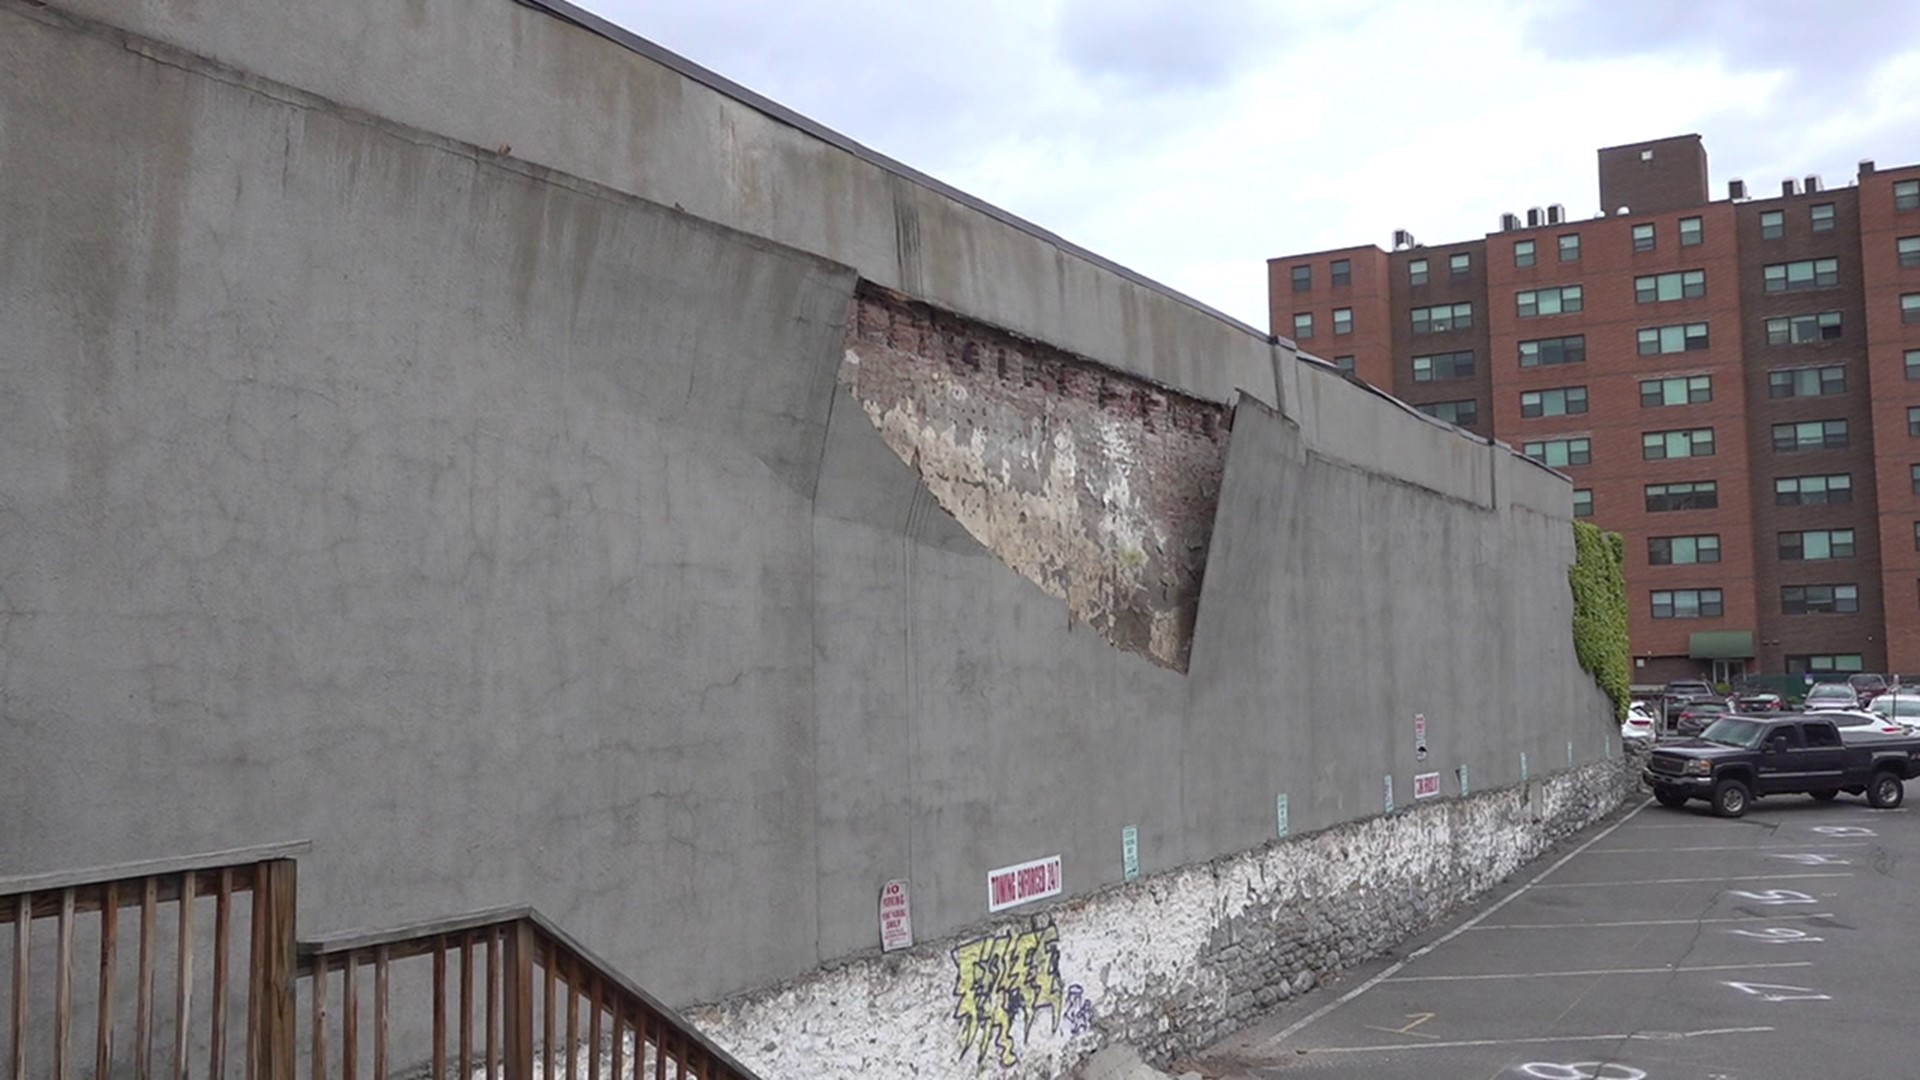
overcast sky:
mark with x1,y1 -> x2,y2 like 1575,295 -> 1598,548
576,0 -> 1920,332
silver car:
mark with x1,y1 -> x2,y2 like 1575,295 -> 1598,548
1802,682 -> 1861,712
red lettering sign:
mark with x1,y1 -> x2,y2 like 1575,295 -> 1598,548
986,855 -> 1063,912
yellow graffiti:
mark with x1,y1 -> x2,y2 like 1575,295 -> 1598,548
949,923 -> 1065,1067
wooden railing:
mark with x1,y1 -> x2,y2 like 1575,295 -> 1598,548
3,847 -> 758,1080
299,908 -> 757,1080
0,843 -> 303,1080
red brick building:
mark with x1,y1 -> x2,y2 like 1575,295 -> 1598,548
1269,135 -> 1920,684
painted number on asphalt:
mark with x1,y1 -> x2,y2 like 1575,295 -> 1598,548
1724,980 -> 1830,1002
1728,888 -> 1818,905
1517,1065 -> 1647,1080
1728,927 -> 1824,944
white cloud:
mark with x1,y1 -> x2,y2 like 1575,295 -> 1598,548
577,0 -> 1920,330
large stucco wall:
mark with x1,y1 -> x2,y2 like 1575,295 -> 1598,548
0,0 -> 1612,1056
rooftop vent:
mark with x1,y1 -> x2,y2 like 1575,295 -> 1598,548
1547,204 -> 1565,225
1782,178 -> 1798,196
1500,212 -> 1521,231
1729,178 -> 1747,201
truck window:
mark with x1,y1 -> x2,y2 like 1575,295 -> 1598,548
1766,726 -> 1801,751
1803,722 -> 1840,748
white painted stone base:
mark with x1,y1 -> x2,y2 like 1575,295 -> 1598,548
685,756 -> 1634,1080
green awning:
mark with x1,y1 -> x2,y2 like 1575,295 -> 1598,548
1689,630 -> 1756,660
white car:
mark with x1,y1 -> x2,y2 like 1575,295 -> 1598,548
1867,693 -> 1920,733
1621,701 -> 1657,744
1825,709 -> 1910,739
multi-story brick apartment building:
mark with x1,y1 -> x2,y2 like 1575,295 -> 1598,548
1269,135 -> 1920,684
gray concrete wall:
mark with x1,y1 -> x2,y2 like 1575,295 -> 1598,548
0,0 -> 1612,1017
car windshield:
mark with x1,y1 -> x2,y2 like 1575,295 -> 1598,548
1699,717 -> 1764,748
1871,696 -> 1920,718
1807,685 -> 1854,700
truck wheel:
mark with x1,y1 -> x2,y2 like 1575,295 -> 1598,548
1712,778 -> 1750,818
1868,771 -> 1906,809
1810,789 -> 1839,802
1654,788 -> 1688,809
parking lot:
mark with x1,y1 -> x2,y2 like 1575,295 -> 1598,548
1199,784 -> 1920,1079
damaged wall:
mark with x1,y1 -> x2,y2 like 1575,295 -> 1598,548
844,286 -> 1228,670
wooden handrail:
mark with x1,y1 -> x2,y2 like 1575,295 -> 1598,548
0,841 -> 311,900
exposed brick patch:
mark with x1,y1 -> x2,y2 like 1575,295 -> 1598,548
844,283 -> 1229,670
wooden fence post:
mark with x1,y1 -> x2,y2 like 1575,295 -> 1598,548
503,921 -> 535,1080
249,860 -> 297,1080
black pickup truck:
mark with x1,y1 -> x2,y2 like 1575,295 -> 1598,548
1644,714 -> 1920,817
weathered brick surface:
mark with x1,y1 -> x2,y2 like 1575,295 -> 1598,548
843,284 -> 1229,670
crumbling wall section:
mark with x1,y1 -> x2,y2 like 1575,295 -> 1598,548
843,285 -> 1229,670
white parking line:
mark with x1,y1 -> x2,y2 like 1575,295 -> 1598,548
1529,872 -> 1851,888
1259,800 -> 1653,1048
1382,961 -> 1811,983
1586,842 -> 1869,854
1301,1026 -> 1774,1055
1471,913 -> 1834,930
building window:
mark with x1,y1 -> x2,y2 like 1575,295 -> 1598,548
1412,350 -> 1475,382
1333,308 -> 1353,335
1408,258 -> 1428,286
1913,464 -> 1920,496
1897,179 -> 1920,211
1521,386 -> 1589,418
1635,270 -> 1706,303
1333,355 -> 1355,373
1417,399 -> 1478,428
1330,259 -> 1351,286
1775,474 -> 1851,506
1910,406 -> 1920,436
1652,589 -> 1724,619
1514,240 -> 1536,267
1637,323 -> 1709,355
1679,216 -> 1703,246
1780,529 -> 1856,561
1632,223 -> 1656,252
1905,294 -> 1920,323
1293,312 -> 1313,340
1646,480 -> 1717,512
1810,203 -> 1835,233
1573,489 -> 1593,518
1915,521 -> 1920,552
1523,438 -> 1591,468
1772,419 -> 1849,451
1765,311 -> 1842,345
1449,252 -> 1471,280
1558,234 -> 1581,262
1782,584 -> 1859,615
1516,285 -> 1583,318
1411,303 -> 1473,334
1907,349 -> 1920,380
1787,653 -> 1865,674
1643,428 -> 1715,460
1649,535 -> 1721,565
1768,366 -> 1847,398
1764,258 -> 1839,292
1291,266 -> 1312,292
1641,375 -> 1712,408
1760,210 -> 1784,240
1520,335 -> 1586,367
1900,237 -> 1920,268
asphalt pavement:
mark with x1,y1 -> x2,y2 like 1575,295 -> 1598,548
1192,780 -> 1920,1080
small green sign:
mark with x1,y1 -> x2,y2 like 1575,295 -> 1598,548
1384,774 -> 1394,813
1276,794 -> 1290,838
1122,825 -> 1140,881
1459,764 -> 1470,797
1521,751 -> 1529,781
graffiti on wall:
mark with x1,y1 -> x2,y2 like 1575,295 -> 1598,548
950,922 -> 1095,1066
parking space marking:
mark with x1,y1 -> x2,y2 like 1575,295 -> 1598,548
1381,961 -> 1811,983
1586,842 -> 1869,854
1472,912 -> 1834,930
1260,799 -> 1653,1048
1299,1027 -> 1773,1055
1529,871 -> 1851,888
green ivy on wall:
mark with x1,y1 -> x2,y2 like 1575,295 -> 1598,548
1569,520 -> 1629,721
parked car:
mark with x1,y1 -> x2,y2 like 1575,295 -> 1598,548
1849,673 -> 1890,707
1867,692 -> 1920,732
1801,682 -> 1861,712
1622,701 -> 1657,744
1673,700 -> 1732,737
1662,679 -> 1719,707
1823,709 -> 1910,739
1729,687 -> 1784,713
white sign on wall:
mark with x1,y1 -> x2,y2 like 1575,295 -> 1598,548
879,879 -> 913,951
987,855 -> 1063,913
1414,771 -> 1442,800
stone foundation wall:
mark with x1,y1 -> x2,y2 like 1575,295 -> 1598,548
686,753 -> 1640,1079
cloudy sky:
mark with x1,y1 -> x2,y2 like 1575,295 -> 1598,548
575,0 -> 1920,331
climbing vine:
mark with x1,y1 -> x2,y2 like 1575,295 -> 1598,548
1569,520 -> 1629,721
